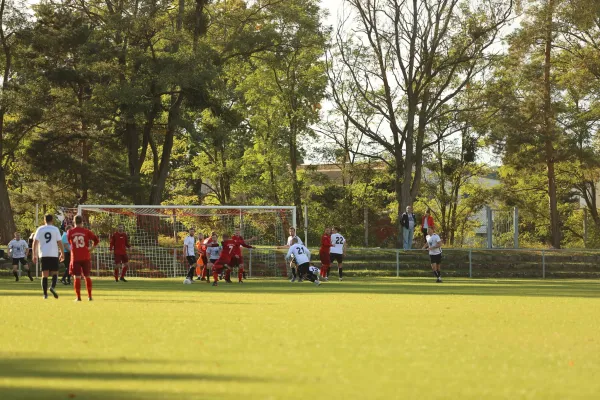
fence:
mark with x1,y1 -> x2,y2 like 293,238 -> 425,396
2,247 -> 600,279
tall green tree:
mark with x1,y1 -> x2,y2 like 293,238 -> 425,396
328,0 -> 513,247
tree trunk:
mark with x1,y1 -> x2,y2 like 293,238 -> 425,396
543,0 -> 560,248
0,164 -> 15,243
148,94 -> 183,205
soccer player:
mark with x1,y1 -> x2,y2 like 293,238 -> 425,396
423,226 -> 443,283
68,215 -> 100,301
330,226 -> 346,281
205,233 -> 221,284
279,227 -> 303,282
110,224 -> 131,282
60,225 -> 72,285
8,232 -> 33,282
183,228 -> 197,282
319,227 -> 333,281
210,233 -> 238,286
32,214 -> 65,299
285,238 -> 320,286
231,227 -> 255,283
195,233 -> 207,280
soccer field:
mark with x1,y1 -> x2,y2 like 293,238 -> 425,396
1,278 -> 599,400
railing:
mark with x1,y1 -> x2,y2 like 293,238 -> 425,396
2,247 -> 600,279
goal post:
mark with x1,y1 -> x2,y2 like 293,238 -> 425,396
76,205 -> 297,279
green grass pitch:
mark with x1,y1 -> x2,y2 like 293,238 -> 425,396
1,277 -> 600,399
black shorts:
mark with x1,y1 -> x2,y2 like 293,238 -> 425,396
41,257 -> 60,272
297,262 -> 310,275
186,256 -> 197,266
12,258 -> 27,266
209,259 -> 218,264
330,253 -> 344,264
422,228 -> 428,236
429,254 -> 442,264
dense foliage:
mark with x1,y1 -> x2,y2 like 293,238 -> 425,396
1,0 -> 600,248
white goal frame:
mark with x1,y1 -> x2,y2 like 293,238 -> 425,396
75,204 -> 297,279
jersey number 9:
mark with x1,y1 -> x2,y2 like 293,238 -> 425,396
44,232 -> 52,243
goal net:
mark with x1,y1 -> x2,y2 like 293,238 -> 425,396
75,205 -> 296,279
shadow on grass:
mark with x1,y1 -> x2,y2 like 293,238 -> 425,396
1,277 -> 599,298
0,356 -> 266,399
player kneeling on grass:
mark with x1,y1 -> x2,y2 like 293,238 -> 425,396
285,238 -> 320,286
110,224 -> 131,282
68,215 -> 100,301
8,232 -> 33,282
423,227 -> 443,283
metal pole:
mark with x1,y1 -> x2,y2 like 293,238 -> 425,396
469,249 -> 472,278
486,206 -> 493,249
292,207 -> 297,237
35,204 -> 39,279
513,207 -> 519,249
249,248 -> 252,278
173,249 -> 177,278
96,252 -> 100,278
584,208 -> 588,248
542,250 -> 545,279
396,249 -> 400,277
304,204 -> 308,247
364,207 -> 369,247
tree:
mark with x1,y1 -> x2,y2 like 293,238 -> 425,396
328,0 -> 513,247
0,0 -> 34,242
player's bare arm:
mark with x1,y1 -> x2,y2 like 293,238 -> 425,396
58,240 -> 65,262
32,239 -> 39,264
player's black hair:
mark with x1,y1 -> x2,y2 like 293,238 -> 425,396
334,226 -> 341,232
44,214 -> 53,223
75,215 -> 83,225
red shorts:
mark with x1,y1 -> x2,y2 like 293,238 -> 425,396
213,258 -> 231,272
319,249 -> 330,266
229,256 -> 240,267
114,254 -> 129,264
70,259 -> 92,276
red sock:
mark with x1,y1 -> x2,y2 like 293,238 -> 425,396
113,268 -> 119,281
201,266 -> 207,278
238,267 -> 244,282
225,269 -> 231,281
74,278 -> 81,299
213,270 -> 219,282
85,277 -> 93,298
120,266 -> 128,278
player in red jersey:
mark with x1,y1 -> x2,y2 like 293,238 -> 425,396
109,224 -> 131,282
68,215 -> 100,301
210,234 -> 243,286
231,227 -> 256,283
319,227 -> 334,281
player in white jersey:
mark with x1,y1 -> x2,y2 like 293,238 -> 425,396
423,226 -> 443,283
279,227 -> 304,282
329,227 -> 346,281
183,228 -> 196,283
32,214 -> 65,299
285,238 -> 320,286
205,233 -> 222,283
8,232 -> 33,282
